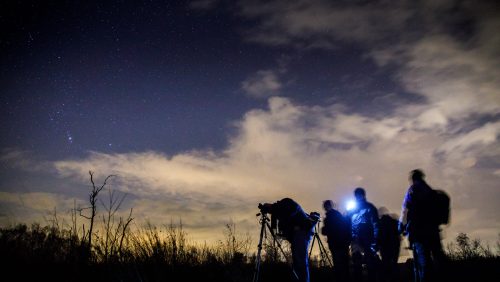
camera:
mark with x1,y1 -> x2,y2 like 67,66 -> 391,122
258,203 -> 271,214
309,211 -> 320,222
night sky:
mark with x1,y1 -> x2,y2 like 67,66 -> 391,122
1,1 -> 499,248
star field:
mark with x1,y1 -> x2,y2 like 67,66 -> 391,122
2,1 -> 264,158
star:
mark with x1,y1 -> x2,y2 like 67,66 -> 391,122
66,131 -> 73,144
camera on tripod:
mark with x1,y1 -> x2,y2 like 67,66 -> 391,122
258,203 -> 271,214
252,200 -> 332,282
257,203 -> 285,237
309,211 -> 321,223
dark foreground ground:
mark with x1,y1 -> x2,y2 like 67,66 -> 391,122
1,224 -> 498,281
3,258 -> 500,282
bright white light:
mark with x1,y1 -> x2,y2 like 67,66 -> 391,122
346,200 -> 356,211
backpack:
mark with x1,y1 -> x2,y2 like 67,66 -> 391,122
408,186 -> 450,232
431,189 -> 450,225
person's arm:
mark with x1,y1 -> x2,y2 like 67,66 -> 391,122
367,204 -> 379,251
399,186 -> 412,233
371,204 -> 379,241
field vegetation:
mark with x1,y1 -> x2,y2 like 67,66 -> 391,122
1,172 -> 498,281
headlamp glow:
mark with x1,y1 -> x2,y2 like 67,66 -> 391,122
346,199 -> 357,211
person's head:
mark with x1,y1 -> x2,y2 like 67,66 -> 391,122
323,200 -> 335,211
378,206 -> 389,217
410,169 -> 425,183
354,187 -> 366,202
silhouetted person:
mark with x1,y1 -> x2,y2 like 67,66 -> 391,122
399,169 -> 446,282
348,187 -> 380,282
378,207 -> 401,282
322,200 -> 351,282
259,198 -> 317,282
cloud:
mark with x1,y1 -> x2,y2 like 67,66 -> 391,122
241,70 -> 283,98
236,0 -> 414,48
391,36 -> 500,127
437,122 -> 500,156
0,191 -> 84,227
233,0 -> 500,117
232,0 -> 500,172
0,148 -> 52,172
1,93 -> 499,244
235,0 -> 500,51
43,94 -> 498,244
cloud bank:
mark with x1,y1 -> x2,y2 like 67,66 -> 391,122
37,88 -> 497,244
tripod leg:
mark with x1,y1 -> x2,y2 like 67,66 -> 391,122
308,233 -> 317,259
265,221 -> 300,281
252,217 -> 267,282
317,234 -> 333,267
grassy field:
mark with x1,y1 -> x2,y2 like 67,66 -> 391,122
1,222 -> 499,282
2,176 -> 498,281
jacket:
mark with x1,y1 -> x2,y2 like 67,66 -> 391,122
400,180 -> 440,244
348,200 -> 379,244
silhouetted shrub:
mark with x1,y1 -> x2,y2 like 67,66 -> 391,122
446,232 -> 496,260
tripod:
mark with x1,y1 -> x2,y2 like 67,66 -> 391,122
252,212 -> 299,282
308,222 -> 333,267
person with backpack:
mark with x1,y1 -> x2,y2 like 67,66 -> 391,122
259,198 -> 317,282
322,200 -> 352,282
399,169 -> 447,282
348,187 -> 380,282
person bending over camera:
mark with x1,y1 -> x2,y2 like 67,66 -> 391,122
259,198 -> 318,282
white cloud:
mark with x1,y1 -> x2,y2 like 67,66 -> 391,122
1,93 -> 498,245
235,0 -> 500,124
44,95 -> 499,245
236,0 -> 500,118
0,191 -> 85,227
437,122 -> 500,155
241,70 -> 282,98
395,36 -> 500,124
